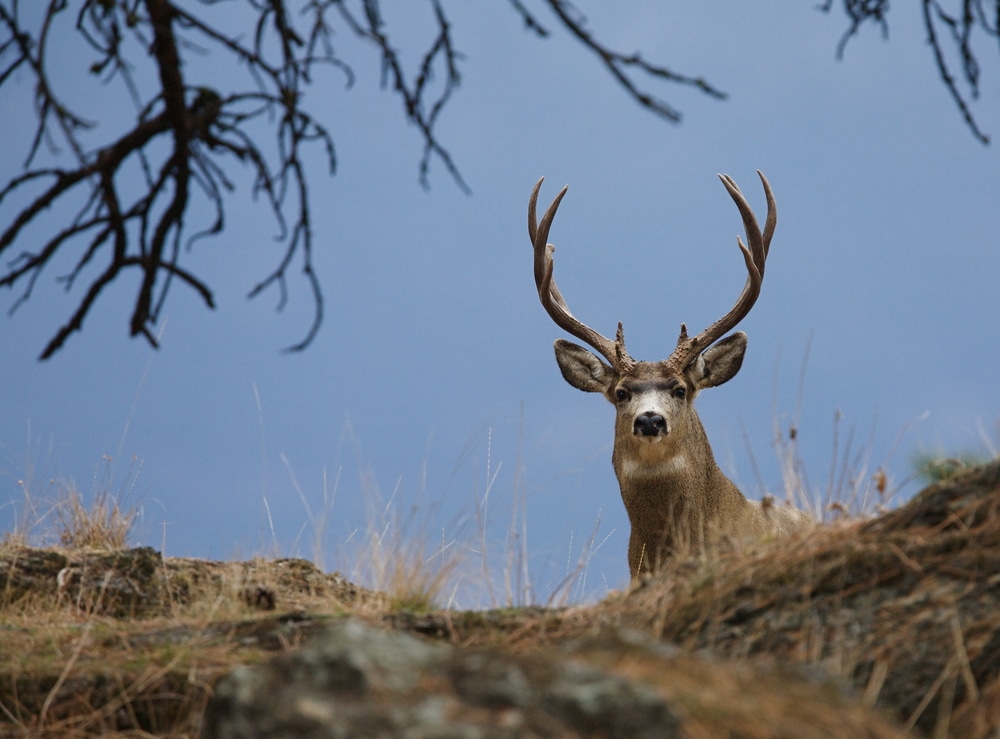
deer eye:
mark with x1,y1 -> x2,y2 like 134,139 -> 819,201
615,388 -> 631,403
672,386 -> 687,400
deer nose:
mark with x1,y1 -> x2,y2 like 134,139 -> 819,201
634,412 -> 667,437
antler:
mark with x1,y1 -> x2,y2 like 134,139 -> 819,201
529,178 -> 636,373
664,170 -> 777,373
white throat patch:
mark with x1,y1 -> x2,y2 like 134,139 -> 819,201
618,453 -> 689,479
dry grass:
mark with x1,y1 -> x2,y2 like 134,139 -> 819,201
355,524 -> 463,612
0,463 -> 389,735
770,408 -> 896,520
5,414 -> 1000,736
2,456 -> 140,551
612,458 -> 1000,737
297,419 -> 603,612
0,544 -> 385,735
53,485 -> 137,551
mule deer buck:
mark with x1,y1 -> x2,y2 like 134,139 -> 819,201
529,171 -> 811,577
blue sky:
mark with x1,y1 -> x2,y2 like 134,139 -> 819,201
2,3 -> 998,604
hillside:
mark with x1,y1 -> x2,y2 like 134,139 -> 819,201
2,460 -> 998,736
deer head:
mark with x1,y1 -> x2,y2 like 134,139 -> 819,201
529,171 -> 795,575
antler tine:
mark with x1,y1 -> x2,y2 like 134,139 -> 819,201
529,178 -> 635,373
720,169 -> 776,271
665,170 -> 777,372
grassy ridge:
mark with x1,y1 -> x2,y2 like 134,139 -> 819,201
0,459 -> 998,735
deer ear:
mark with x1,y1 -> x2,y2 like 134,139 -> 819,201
554,339 -> 615,393
691,332 -> 747,390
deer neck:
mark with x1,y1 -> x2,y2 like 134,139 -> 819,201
611,410 -> 747,560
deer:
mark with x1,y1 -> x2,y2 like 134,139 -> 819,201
528,171 -> 812,577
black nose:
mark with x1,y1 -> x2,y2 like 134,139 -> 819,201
634,412 -> 666,437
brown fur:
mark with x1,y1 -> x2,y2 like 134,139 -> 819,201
531,171 -> 811,578
556,340 -> 812,577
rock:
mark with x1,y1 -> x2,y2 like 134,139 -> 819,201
0,545 -> 162,617
202,618 -> 681,738
0,547 -> 68,604
0,546 -> 384,618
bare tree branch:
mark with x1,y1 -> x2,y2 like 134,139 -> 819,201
0,0 -> 733,360
921,0 -> 991,144
332,0 -> 470,193
507,0 -> 550,37
543,0 -> 728,122
819,0 -> 993,145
